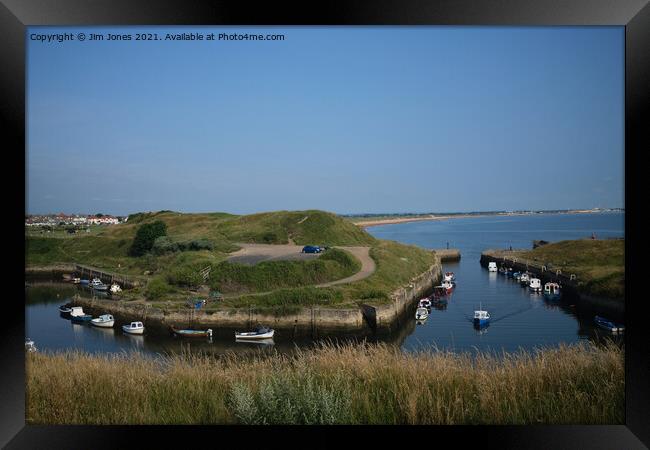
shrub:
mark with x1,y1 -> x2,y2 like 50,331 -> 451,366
129,220 -> 167,257
166,266 -> 204,288
145,276 -> 173,300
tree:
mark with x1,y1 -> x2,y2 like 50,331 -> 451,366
129,220 -> 167,257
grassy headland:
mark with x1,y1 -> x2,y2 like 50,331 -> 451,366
511,239 -> 624,299
26,210 -> 437,310
27,342 -> 624,425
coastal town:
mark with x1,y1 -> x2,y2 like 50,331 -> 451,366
25,213 -> 127,228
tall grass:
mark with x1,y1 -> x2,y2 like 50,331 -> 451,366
27,342 -> 624,425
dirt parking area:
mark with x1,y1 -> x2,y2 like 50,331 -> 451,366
227,243 -> 321,265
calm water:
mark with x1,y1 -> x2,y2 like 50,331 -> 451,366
26,212 -> 624,356
367,212 -> 625,354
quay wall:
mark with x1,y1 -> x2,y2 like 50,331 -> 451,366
432,249 -> 461,262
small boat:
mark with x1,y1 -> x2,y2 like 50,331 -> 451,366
235,325 -> 275,340
498,266 -> 507,275
519,273 -> 530,286
122,321 -> 145,335
441,280 -> 455,293
79,279 -> 90,285
528,278 -> 542,292
58,304 -> 73,316
25,338 -> 37,352
110,284 -> 122,293
505,268 -> 514,278
170,326 -> 213,338
594,316 -> 624,333
473,308 -> 490,327
418,298 -> 432,308
543,282 -> 562,301
72,277 -> 81,284
91,314 -> 115,328
488,262 -> 498,272
443,272 -> 456,282
90,279 -> 109,291
69,306 -> 92,322
513,272 -> 522,281
415,307 -> 429,320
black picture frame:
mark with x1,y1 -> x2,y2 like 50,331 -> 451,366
5,0 -> 648,448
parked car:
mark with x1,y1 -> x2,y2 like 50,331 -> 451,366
302,245 -> 321,254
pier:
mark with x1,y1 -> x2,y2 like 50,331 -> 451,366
74,264 -> 143,288
433,249 -> 461,262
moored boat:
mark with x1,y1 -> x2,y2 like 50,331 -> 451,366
415,307 -> 429,320
170,326 -> 213,338
91,314 -> 115,328
488,262 -> 498,272
528,278 -> 542,292
443,272 -> 456,282
69,306 -> 92,322
122,321 -> 145,335
235,325 -> 275,340
513,272 -> 522,281
441,280 -> 455,293
418,298 -> 432,308
519,273 -> 530,286
594,316 -> 624,333
543,282 -> 561,301
25,338 -> 37,352
58,304 -> 73,316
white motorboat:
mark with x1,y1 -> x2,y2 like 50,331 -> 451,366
529,278 -> 542,292
415,307 -> 429,320
418,297 -> 432,308
235,325 -> 274,340
90,278 -> 109,291
543,282 -> 562,300
519,273 -> 530,286
488,262 -> 498,272
122,321 -> 145,335
443,272 -> 456,282
25,338 -> 37,352
91,314 -> 115,328
473,309 -> 490,327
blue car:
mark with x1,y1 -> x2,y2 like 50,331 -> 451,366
302,245 -> 321,254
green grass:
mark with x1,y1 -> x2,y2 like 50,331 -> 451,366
26,341 -> 624,425
205,248 -> 361,294
515,239 -> 624,299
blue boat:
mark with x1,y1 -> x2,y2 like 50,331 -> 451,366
79,279 -> 90,285
473,307 -> 490,327
71,314 -> 93,323
594,316 -> 624,333
513,272 -> 522,281
505,269 -> 514,278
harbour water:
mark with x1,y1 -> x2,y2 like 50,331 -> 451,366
25,212 -> 624,356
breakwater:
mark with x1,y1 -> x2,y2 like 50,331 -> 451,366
480,249 -> 623,312
433,249 -> 461,262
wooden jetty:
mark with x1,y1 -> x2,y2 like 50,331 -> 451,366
74,264 -> 143,288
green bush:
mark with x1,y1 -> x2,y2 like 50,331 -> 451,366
129,220 -> 167,257
145,276 -> 173,300
152,237 -> 213,255
166,266 -> 204,288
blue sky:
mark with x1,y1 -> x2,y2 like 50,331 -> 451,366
27,26 -> 624,216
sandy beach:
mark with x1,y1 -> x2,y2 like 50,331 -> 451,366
353,210 -> 612,228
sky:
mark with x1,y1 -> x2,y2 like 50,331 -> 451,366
26,26 -> 624,216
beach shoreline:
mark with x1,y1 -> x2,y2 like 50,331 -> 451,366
353,210 -> 617,228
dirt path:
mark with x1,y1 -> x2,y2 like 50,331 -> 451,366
315,246 -> 376,287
